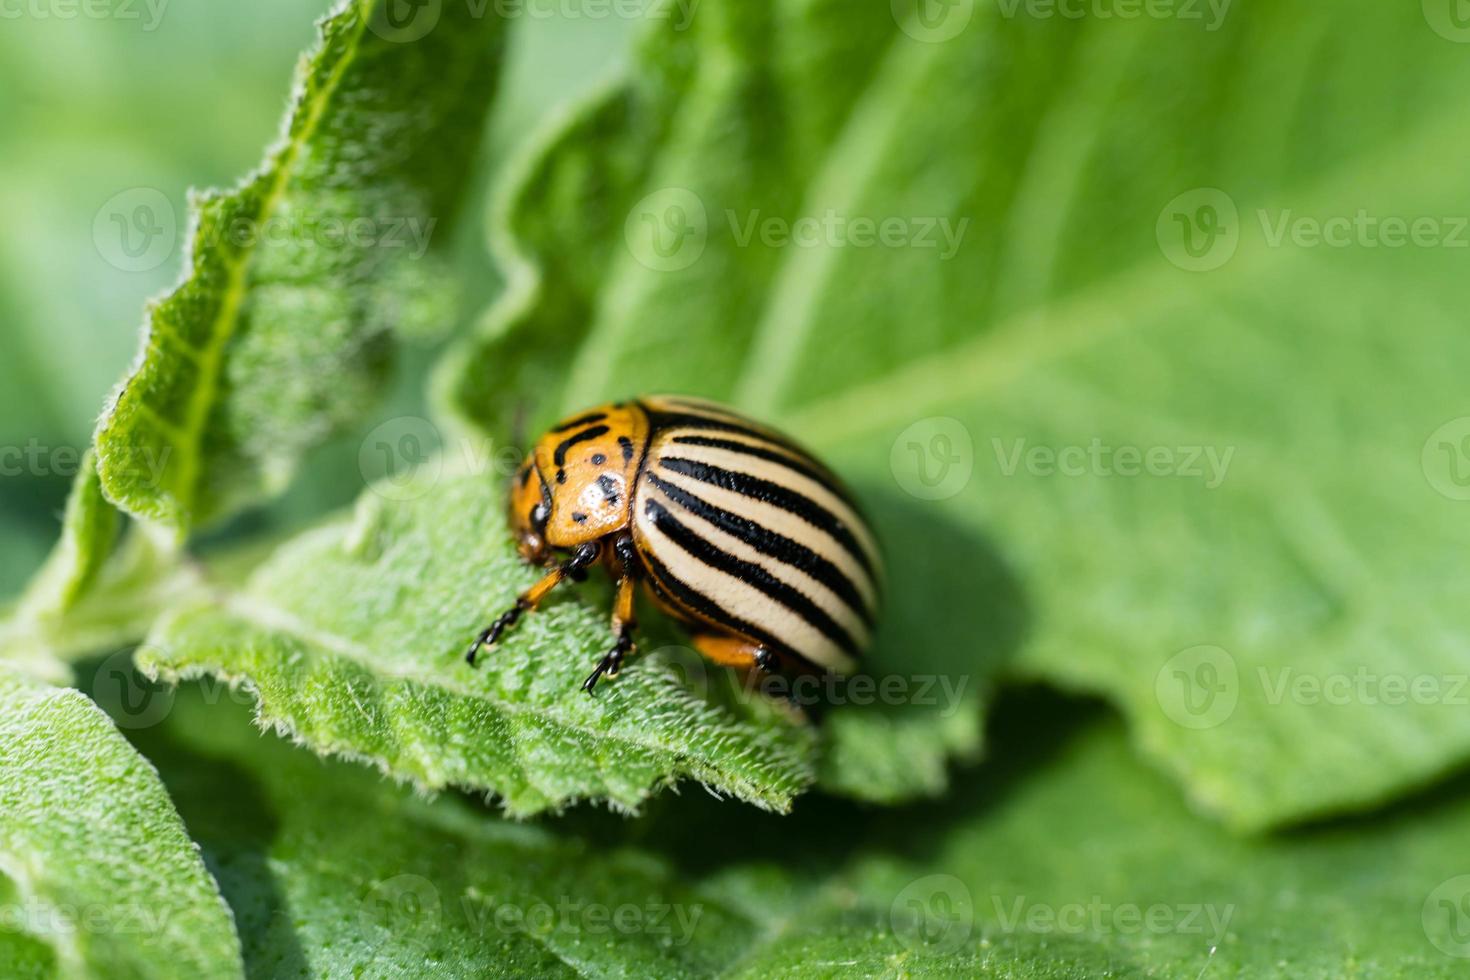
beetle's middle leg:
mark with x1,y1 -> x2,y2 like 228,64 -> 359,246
583,534 -> 639,695
466,541 -> 599,666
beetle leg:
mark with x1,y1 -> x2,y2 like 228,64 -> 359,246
466,542 -> 600,666
688,633 -> 773,670
754,646 -> 780,673
583,571 -> 637,695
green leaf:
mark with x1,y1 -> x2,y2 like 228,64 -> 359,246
0,455 -> 192,682
95,0 -> 504,535
442,0 -> 1470,827
133,684 -> 1470,978
14,456 -> 120,623
0,668 -> 243,979
138,469 -> 815,816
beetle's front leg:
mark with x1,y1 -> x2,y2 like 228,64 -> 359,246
466,541 -> 600,666
583,537 -> 639,695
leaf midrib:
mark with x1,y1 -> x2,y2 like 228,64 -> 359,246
168,2 -> 371,529
783,106 -> 1468,448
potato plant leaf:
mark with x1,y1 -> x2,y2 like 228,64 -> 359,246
139,470 -> 816,816
443,0 -> 1470,828
94,0 -> 504,535
0,668 -> 243,979
129,685 -> 1470,978
0,456 -> 189,680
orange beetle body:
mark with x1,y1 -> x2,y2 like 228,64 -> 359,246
473,395 -> 882,694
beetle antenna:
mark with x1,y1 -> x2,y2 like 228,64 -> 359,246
509,398 -> 530,456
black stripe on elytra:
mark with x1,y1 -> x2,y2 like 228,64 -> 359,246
553,424 -> 610,466
645,499 -> 860,654
596,474 -> 621,506
552,411 -> 606,432
647,472 -> 873,626
643,409 -> 809,456
668,434 -> 858,509
657,457 -> 876,578
637,547 -> 796,660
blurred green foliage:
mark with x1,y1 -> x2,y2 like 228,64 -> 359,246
0,0 -> 637,592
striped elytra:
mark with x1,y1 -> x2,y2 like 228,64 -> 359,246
469,395 -> 882,694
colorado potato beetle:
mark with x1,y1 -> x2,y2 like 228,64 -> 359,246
466,395 -> 883,693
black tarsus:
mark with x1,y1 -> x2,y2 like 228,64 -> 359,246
465,599 -> 528,666
583,622 -> 635,695
466,542 -> 601,666
584,533 -> 640,696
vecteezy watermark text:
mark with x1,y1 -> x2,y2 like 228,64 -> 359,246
1258,667 -> 1470,707
368,0 -> 698,43
0,440 -> 169,486
94,185 -> 438,274
993,437 -> 1234,489
361,876 -> 705,947
1158,188 -> 1470,272
726,209 -> 969,260
0,0 -> 168,30
995,0 -> 1231,30
992,896 -> 1234,940
1258,209 -> 1470,250
0,898 -> 176,941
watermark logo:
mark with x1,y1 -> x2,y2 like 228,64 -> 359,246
1157,188 -> 1239,272
647,645 -> 710,702
1422,418 -> 1470,501
1424,875 -> 1470,958
87,647 -> 258,730
890,874 -> 973,951
368,0 -> 442,42
94,187 -> 176,273
359,416 -> 445,502
91,649 -> 175,731
625,187 -> 708,272
1423,0 -> 1470,42
891,417 -> 974,501
891,0 -> 975,42
1156,644 -> 1238,729
361,875 -> 442,943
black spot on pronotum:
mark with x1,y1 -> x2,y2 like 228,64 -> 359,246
596,474 -> 620,506
556,469 -> 567,484
572,512 -> 588,523
591,453 -> 607,465
618,436 -> 635,463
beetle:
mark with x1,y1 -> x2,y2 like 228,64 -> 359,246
466,395 -> 883,694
